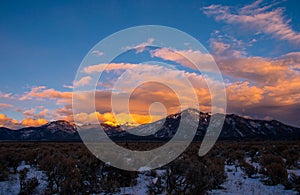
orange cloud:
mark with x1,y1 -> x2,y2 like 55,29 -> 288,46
21,118 -> 48,127
0,114 -> 20,129
8,48 -> 299,128
264,77 -> 300,105
73,111 -> 163,126
217,57 -> 288,85
36,108 -> 49,118
226,81 -> 264,105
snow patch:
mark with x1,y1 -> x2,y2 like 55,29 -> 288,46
208,164 -> 298,195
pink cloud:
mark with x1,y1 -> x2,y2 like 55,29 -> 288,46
19,86 -> 72,101
73,76 -> 92,87
150,48 -> 215,72
0,103 -> 13,111
82,63 -> 138,74
203,1 -> 300,44
0,91 -> 14,99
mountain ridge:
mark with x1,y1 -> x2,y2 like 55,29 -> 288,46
0,109 -> 299,141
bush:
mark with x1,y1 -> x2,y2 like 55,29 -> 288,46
289,173 -> 300,192
19,178 -> 39,195
240,160 -> 257,178
264,162 -> 288,186
19,168 -> 39,195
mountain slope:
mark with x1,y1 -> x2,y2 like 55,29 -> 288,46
0,120 -> 80,141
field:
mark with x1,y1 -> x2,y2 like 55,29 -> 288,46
0,141 -> 299,194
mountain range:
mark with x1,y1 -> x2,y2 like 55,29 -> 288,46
0,109 -> 299,141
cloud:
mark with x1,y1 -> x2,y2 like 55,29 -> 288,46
73,76 -> 92,87
91,50 -> 104,56
279,52 -> 300,69
226,81 -> 264,105
124,38 -> 154,53
0,114 -> 20,129
264,77 -> 300,105
21,118 -> 48,127
63,84 -> 74,89
150,48 -> 216,72
0,114 -> 47,129
82,63 -> 138,74
218,56 -> 288,85
4,46 -> 299,128
73,111 -> 163,126
210,40 -> 231,56
0,103 -> 13,111
0,91 -> 12,99
37,109 -> 49,118
208,40 -> 300,126
53,106 -> 73,118
209,32 -> 247,58
19,86 -> 72,101
203,0 -> 300,44
22,108 -> 50,120
23,108 -> 35,117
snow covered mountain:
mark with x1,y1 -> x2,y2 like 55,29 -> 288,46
0,109 -> 299,141
0,120 -> 80,141
115,108 -> 300,141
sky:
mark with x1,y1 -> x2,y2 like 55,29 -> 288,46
0,0 -> 300,129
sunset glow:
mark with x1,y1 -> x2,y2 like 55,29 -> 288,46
0,0 -> 299,129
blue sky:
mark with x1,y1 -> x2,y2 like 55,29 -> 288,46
1,0 -> 300,128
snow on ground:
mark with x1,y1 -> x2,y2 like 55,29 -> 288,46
105,169 -> 166,195
0,173 -> 20,195
1,160 -> 299,195
288,169 -> 300,177
0,161 -> 48,194
207,164 -> 298,195
105,172 -> 150,195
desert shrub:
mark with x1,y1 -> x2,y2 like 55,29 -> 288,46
147,170 -> 165,195
0,141 -> 298,193
260,153 -> 288,185
260,153 -> 285,167
19,177 -> 39,195
264,162 -> 288,186
163,155 -> 225,194
289,173 -> 300,192
283,149 -> 299,168
0,162 -> 10,181
100,165 -> 138,193
240,160 -> 257,178
19,167 -> 39,195
19,168 -> 29,190
225,148 -> 245,164
24,149 -> 38,165
248,146 -> 260,158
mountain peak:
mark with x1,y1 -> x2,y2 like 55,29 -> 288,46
42,120 -> 77,134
